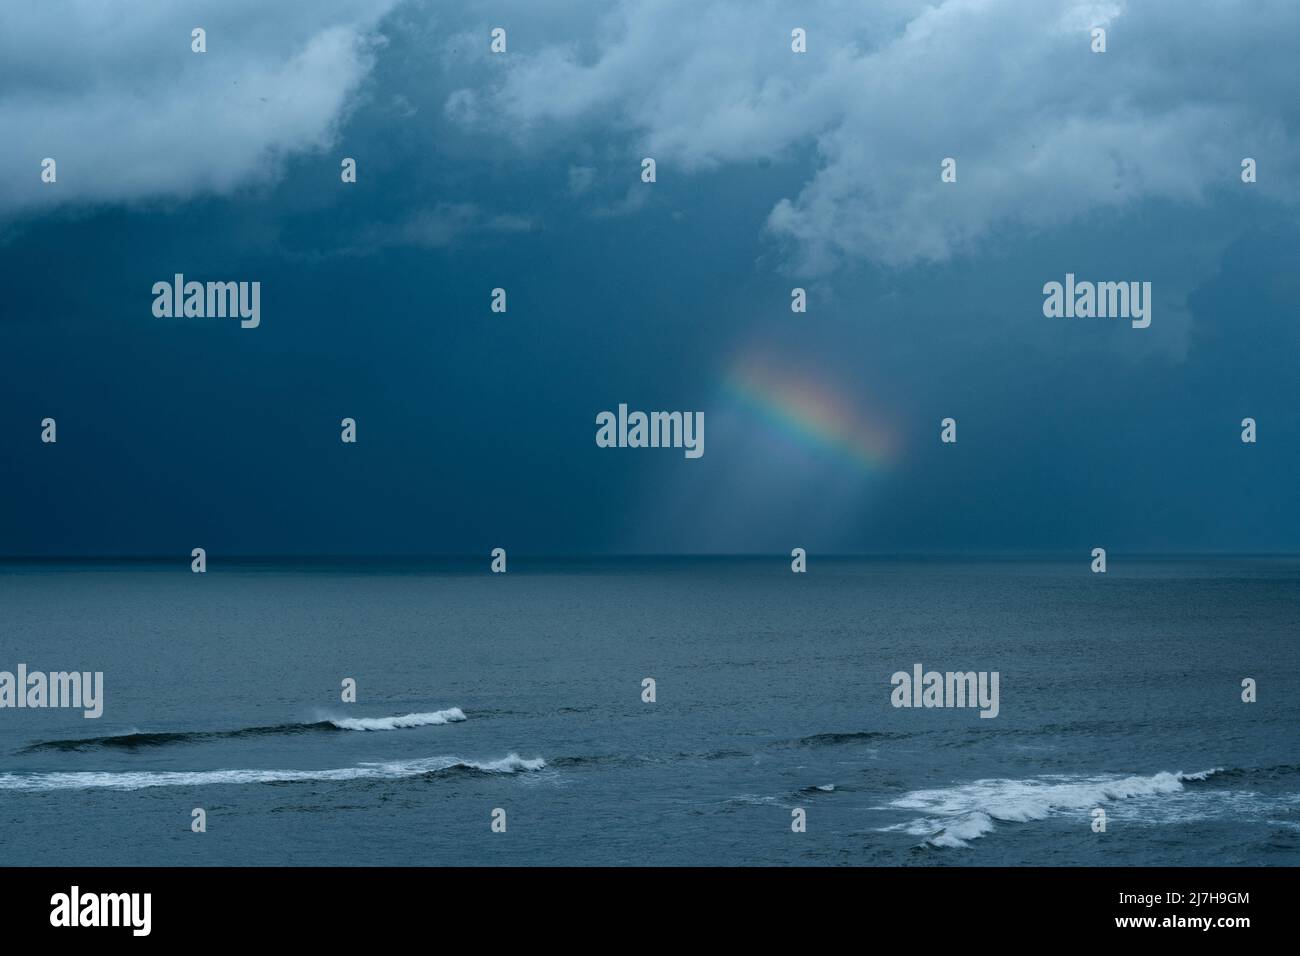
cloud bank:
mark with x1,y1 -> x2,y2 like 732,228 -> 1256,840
446,0 -> 1300,273
0,0 -> 400,217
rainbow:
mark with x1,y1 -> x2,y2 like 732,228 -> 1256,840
723,354 -> 896,471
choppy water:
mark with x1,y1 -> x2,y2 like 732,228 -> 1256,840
0,557 -> 1296,865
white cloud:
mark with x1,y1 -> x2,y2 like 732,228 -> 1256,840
446,0 -> 1300,273
0,0 -> 401,217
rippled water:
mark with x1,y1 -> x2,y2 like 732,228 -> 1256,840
1,557 -> 1296,865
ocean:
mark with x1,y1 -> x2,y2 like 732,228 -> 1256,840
1,557 -> 1296,866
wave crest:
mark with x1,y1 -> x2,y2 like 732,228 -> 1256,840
886,768 -> 1223,849
328,709 -> 466,731
20,708 -> 467,752
0,752 -> 546,792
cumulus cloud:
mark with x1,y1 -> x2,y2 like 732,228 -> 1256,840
445,0 -> 1300,272
0,0 -> 401,217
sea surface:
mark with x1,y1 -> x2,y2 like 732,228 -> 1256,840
0,557 -> 1297,866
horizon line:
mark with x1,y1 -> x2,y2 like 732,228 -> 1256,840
2,551 -> 1298,563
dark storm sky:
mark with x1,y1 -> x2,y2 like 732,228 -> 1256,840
1,1 -> 1298,556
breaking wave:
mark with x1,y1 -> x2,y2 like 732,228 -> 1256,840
884,768 -> 1223,848
0,753 -> 546,792
20,708 -> 467,753
325,709 -> 466,731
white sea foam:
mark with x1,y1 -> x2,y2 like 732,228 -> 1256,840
0,753 -> 545,792
885,769 -> 1223,848
927,811 -> 996,848
328,708 -> 466,731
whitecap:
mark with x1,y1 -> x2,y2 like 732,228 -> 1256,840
0,752 -> 545,792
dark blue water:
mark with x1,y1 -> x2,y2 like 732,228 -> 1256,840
1,557 -> 1297,865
